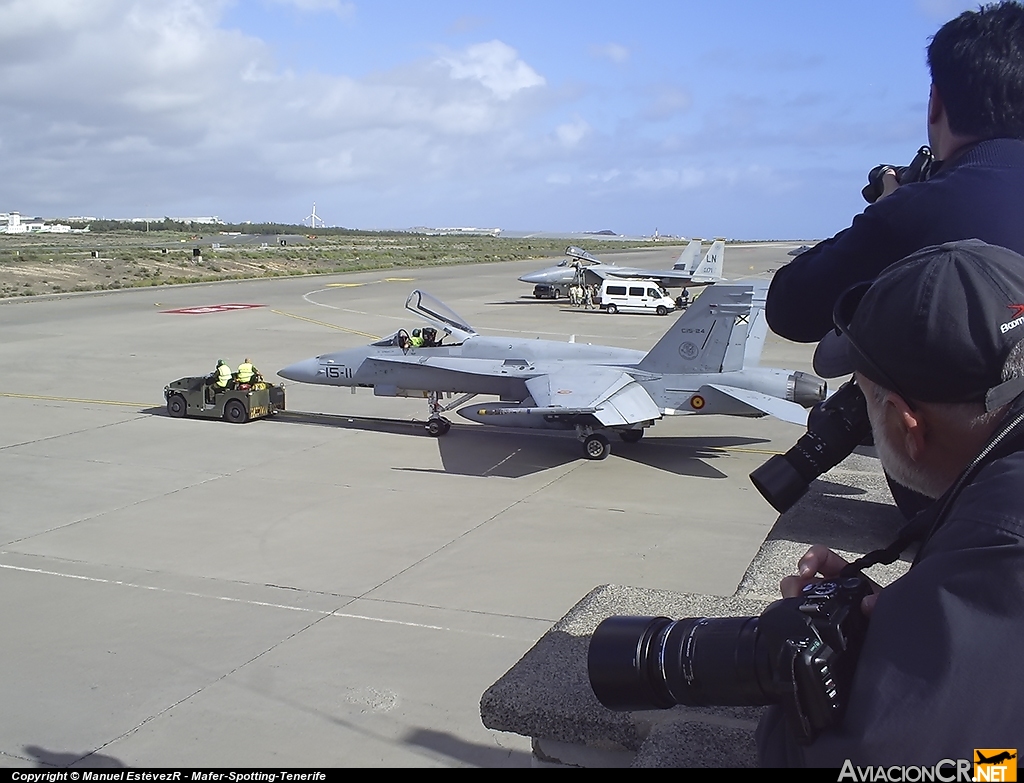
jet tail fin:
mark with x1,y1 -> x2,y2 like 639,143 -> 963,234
637,283 -> 753,374
672,239 -> 702,271
720,281 -> 769,371
689,239 -> 725,283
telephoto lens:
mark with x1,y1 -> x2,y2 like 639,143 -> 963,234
587,578 -> 872,743
862,145 -> 936,203
749,380 -> 871,513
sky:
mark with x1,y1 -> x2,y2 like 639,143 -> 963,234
0,0 -> 982,238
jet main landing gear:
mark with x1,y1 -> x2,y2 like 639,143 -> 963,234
576,425 -> 611,460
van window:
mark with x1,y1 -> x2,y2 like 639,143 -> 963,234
606,285 -> 627,296
647,288 -> 660,298
628,286 -> 644,297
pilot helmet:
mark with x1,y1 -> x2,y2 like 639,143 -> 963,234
217,359 -> 226,366
412,329 -> 421,336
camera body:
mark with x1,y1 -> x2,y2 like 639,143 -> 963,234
862,145 -> 937,203
588,577 -> 872,744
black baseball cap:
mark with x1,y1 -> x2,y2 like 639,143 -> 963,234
813,239 -> 1024,411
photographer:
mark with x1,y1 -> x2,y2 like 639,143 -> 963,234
765,2 -> 1024,344
756,240 -> 1024,766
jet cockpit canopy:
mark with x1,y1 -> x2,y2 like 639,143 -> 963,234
565,246 -> 601,265
405,290 -> 476,342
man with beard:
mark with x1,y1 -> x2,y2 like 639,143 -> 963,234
756,240 -> 1024,765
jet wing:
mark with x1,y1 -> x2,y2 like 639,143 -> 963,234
701,383 -> 809,426
525,368 -> 661,426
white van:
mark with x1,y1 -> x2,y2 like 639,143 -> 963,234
598,279 -> 677,315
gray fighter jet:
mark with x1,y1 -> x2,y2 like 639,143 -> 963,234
278,284 -> 825,460
518,239 -> 725,296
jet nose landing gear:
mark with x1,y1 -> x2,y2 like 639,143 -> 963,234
426,417 -> 451,437
425,390 -> 454,437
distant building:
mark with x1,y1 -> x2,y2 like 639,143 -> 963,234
408,226 -> 502,237
125,216 -> 224,226
0,212 -> 74,234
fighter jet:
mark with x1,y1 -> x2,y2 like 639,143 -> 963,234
518,240 -> 725,297
278,285 -> 825,460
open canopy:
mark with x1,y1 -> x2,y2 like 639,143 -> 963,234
405,290 -> 476,340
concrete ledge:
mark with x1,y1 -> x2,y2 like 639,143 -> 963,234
481,453 -> 913,767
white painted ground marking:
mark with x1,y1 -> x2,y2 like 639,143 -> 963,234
0,563 -> 515,639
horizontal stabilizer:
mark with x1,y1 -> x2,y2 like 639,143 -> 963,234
701,383 -> 810,426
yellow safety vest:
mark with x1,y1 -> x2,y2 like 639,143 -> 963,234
215,364 -> 232,388
410,336 -> 424,348
237,362 -> 255,384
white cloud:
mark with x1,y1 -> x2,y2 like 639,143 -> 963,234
641,86 -> 692,121
556,118 -> 590,147
591,43 -> 630,65
440,40 -> 545,100
0,1 -> 554,217
269,0 -> 356,18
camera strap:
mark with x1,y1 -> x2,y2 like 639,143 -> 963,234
842,394 -> 1024,576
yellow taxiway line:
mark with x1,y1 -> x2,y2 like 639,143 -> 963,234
0,392 -> 152,407
270,309 -> 380,340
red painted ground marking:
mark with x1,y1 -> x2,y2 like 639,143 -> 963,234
162,304 -> 265,315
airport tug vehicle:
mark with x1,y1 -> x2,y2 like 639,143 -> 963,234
164,375 -> 286,423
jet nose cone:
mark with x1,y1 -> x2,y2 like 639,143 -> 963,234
518,272 -> 546,284
278,358 -> 321,383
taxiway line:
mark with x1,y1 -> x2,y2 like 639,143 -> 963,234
271,308 -> 380,339
0,391 -> 151,407
0,562 -> 515,640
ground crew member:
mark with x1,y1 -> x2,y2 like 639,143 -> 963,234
214,359 -> 232,390
569,284 -> 581,306
205,359 -> 233,403
236,358 -> 258,385
410,329 -> 424,348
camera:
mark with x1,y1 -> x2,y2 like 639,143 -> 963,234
748,380 -> 871,514
588,576 -> 871,744
862,145 -> 937,203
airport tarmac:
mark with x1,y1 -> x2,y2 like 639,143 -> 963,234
0,243 -> 820,768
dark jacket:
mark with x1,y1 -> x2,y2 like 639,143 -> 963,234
766,139 -> 1024,343
756,447 -> 1024,766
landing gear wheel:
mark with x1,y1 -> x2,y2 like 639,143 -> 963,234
584,433 -> 611,460
606,304 -> 618,314
656,305 -> 668,316
224,399 -> 248,423
619,429 -> 643,443
554,288 -> 562,299
167,394 -> 187,418
426,417 -> 451,437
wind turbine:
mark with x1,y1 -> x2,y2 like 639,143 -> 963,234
304,202 -> 325,230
